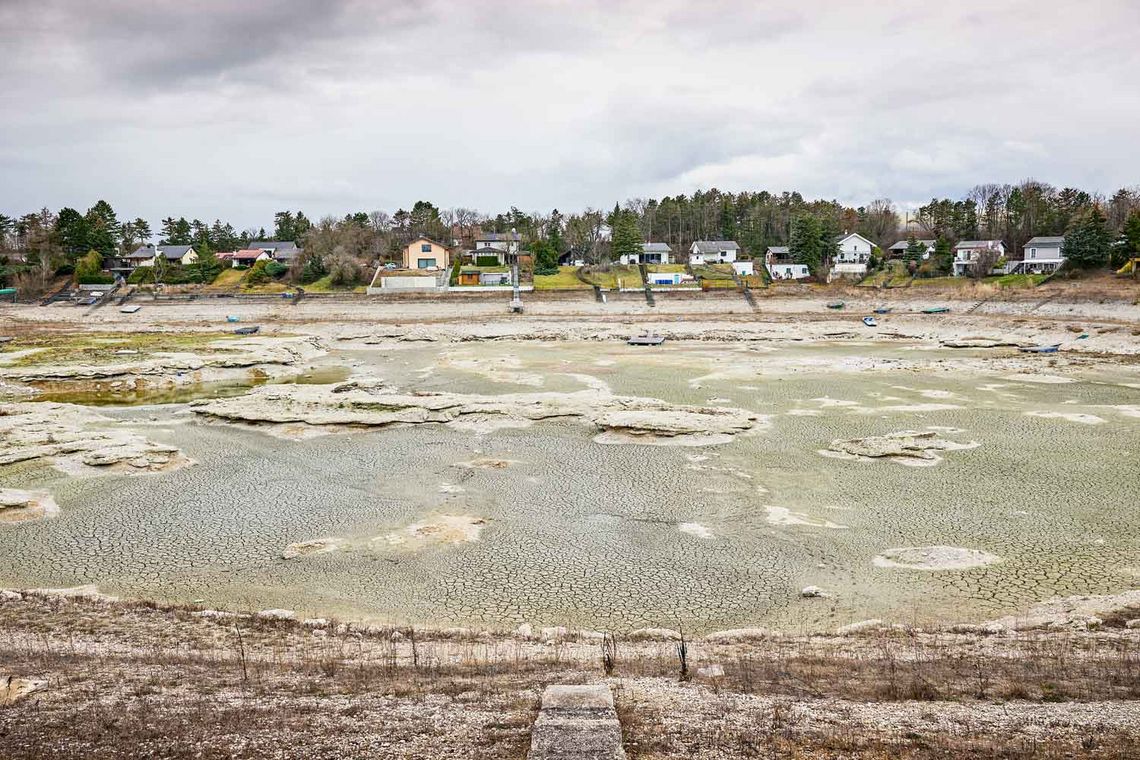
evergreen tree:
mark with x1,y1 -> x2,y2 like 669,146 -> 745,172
610,210 -> 642,263
904,234 -> 926,262
932,237 -> 953,275
55,207 -> 90,260
1120,209 -> 1140,266
530,239 -> 558,275
788,216 -> 823,274
547,209 -> 565,255
273,211 -> 296,241
1062,207 -> 1111,269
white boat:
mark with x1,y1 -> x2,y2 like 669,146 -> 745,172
628,334 -> 665,346
862,316 -> 877,327
119,305 -> 141,314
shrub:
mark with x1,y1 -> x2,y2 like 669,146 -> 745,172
476,255 -> 501,267
265,260 -> 288,278
245,259 -> 271,286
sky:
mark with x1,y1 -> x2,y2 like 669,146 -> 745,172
1,0 -> 1138,231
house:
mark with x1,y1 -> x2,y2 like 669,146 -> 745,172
227,249 -> 272,268
245,240 -> 302,264
887,239 -> 936,259
764,246 -> 810,280
125,244 -> 198,269
952,240 -> 1006,276
1016,236 -> 1065,273
621,242 -> 673,266
732,261 -> 755,276
474,231 -> 521,262
689,240 -> 739,265
402,237 -> 451,270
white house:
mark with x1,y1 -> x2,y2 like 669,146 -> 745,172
732,261 -> 755,276
689,240 -> 740,265
1015,236 -> 1065,273
764,246 -> 810,280
620,242 -> 673,266
952,240 -> 1007,276
831,233 -> 876,277
474,231 -> 521,263
887,238 -> 936,259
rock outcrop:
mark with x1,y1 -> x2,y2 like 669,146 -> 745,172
824,430 -> 979,466
0,489 -> 59,523
191,381 -> 764,445
0,402 -> 190,475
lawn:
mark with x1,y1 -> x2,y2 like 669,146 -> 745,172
579,265 -> 644,289
691,264 -> 735,280
910,274 -> 1047,289
534,266 -> 590,290
647,263 -> 687,274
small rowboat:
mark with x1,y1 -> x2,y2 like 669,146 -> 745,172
1018,344 -> 1060,354
226,315 -> 240,323
922,306 -> 950,314
233,326 -> 260,335
628,334 -> 665,346
826,301 -> 845,309
873,307 -> 892,314
119,305 -> 141,314
862,316 -> 878,327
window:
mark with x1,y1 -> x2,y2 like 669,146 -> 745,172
1030,248 -> 1036,259
421,243 -> 432,253
417,258 -> 436,269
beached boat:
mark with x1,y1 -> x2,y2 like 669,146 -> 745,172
233,326 -> 260,335
628,334 -> 665,346
862,316 -> 878,327
1018,344 -> 1060,354
826,301 -> 845,309
226,315 -> 240,323
922,306 -> 950,314
873,307 -> 891,314
119,305 -> 141,314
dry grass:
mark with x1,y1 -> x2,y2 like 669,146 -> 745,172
3,594 -> 1140,758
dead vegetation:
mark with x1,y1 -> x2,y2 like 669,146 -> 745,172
2,593 -> 1139,758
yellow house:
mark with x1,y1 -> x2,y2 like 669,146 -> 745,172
402,237 -> 450,270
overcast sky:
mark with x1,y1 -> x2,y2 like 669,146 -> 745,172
1,0 -> 1138,231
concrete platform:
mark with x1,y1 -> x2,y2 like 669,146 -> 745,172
527,684 -> 625,760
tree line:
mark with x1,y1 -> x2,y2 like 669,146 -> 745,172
3,179 -> 1139,291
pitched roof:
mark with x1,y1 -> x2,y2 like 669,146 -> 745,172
1024,236 -> 1065,247
955,240 -> 1003,249
766,246 -> 790,255
157,245 -> 194,260
835,232 -> 876,246
642,242 -> 672,253
888,239 -> 936,250
232,248 -> 266,259
408,236 -> 450,249
127,245 -> 156,259
246,240 -> 299,252
476,231 -> 521,242
691,240 -> 740,253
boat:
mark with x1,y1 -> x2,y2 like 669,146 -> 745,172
119,305 -> 141,314
862,316 -> 878,327
233,326 -> 260,335
922,306 -> 950,314
1018,344 -> 1060,354
226,315 -> 240,323
628,334 -> 665,346
826,301 -> 845,309
873,307 -> 892,314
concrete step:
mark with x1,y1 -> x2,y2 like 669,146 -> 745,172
528,685 -> 625,760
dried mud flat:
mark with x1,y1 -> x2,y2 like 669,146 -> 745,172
1,290 -> 1140,757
